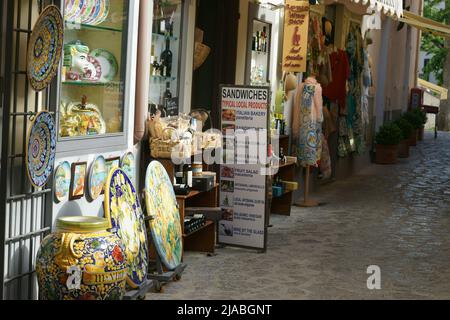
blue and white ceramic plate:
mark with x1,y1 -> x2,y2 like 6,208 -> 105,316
27,5 -> 64,91
26,111 -> 57,188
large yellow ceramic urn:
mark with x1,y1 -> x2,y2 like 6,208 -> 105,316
36,217 -> 128,300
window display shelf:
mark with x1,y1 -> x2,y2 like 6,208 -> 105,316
152,33 -> 179,41
64,21 -> 123,33
150,75 -> 177,82
62,81 -> 122,87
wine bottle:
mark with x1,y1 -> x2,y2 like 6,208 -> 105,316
159,5 -> 166,35
160,38 -> 173,77
262,27 -> 267,52
163,82 -> 172,111
153,1 -> 161,34
256,31 -> 260,51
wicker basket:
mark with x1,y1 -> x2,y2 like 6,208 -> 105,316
193,42 -> 210,71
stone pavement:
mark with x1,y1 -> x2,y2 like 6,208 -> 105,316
146,132 -> 450,300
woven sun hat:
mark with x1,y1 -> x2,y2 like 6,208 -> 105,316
283,72 -> 297,94
193,42 -> 211,71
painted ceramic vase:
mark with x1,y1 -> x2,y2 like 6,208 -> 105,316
36,216 -> 127,300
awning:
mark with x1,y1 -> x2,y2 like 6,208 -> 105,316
418,78 -> 448,100
398,11 -> 450,39
350,0 -> 403,17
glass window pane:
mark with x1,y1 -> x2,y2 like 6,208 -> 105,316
149,0 -> 183,117
59,0 -> 129,138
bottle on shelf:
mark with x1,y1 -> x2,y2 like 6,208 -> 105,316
163,82 -> 172,110
256,31 -> 260,52
160,38 -> 173,77
159,4 -> 166,36
262,26 -> 267,52
153,1 -> 161,34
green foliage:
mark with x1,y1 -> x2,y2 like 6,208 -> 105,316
420,0 -> 449,85
376,123 -> 402,145
394,118 -> 414,140
412,108 -> 428,125
403,111 -> 423,129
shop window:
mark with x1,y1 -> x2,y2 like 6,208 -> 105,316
56,0 -> 134,153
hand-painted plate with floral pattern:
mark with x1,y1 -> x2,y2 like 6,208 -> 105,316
120,152 -> 135,183
145,161 -> 182,271
26,111 -> 56,188
54,161 -> 71,202
90,48 -> 118,82
88,155 -> 107,200
27,5 -> 64,92
104,168 -> 149,288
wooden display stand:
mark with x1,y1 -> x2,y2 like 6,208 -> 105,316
158,159 -> 218,254
294,165 -> 319,207
176,186 -> 218,253
270,160 -> 296,216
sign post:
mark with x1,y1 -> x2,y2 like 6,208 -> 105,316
218,85 -> 270,251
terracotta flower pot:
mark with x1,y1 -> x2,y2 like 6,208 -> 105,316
376,144 -> 399,165
408,130 -> 417,147
398,140 -> 410,158
418,127 -> 424,141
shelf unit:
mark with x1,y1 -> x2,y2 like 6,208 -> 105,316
270,160 -> 296,216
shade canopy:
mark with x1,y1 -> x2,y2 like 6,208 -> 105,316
350,0 -> 403,17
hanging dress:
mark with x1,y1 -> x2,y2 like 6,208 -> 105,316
293,77 -> 324,167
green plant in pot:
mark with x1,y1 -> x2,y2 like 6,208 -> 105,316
394,118 -> 413,158
375,123 -> 402,165
403,111 -> 422,146
412,108 -> 427,141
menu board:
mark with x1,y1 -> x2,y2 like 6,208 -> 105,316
282,0 -> 310,73
218,85 -> 270,250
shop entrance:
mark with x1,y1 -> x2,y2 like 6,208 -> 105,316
191,0 -> 239,129
0,0 -> 56,300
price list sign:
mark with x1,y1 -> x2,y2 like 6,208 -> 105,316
218,85 -> 270,250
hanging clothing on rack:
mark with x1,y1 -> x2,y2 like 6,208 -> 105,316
292,77 -> 324,167
322,49 -> 350,113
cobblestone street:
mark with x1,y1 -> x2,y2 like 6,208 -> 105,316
146,132 -> 450,300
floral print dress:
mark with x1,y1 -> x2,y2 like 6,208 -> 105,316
293,77 -> 324,167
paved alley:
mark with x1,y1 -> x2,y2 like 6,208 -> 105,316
146,132 -> 450,300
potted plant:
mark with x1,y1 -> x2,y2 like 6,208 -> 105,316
394,118 -> 413,158
403,111 -> 422,147
375,123 -> 402,165
412,108 -> 427,141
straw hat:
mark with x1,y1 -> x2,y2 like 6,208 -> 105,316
193,42 -> 211,71
283,72 -> 297,94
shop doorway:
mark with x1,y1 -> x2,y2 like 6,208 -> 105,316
191,0 -> 239,129
0,0 -> 56,300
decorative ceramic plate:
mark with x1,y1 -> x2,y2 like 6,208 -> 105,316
26,111 -> 57,188
94,0 -> 110,25
27,5 -> 64,92
84,55 -> 102,81
104,168 -> 149,288
85,0 -> 102,25
90,48 -> 118,82
88,155 -> 107,200
120,152 -> 136,183
79,0 -> 94,23
145,161 -> 182,270
54,161 -> 71,202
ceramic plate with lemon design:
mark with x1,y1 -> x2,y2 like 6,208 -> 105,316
145,161 -> 182,271
104,168 -> 148,288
